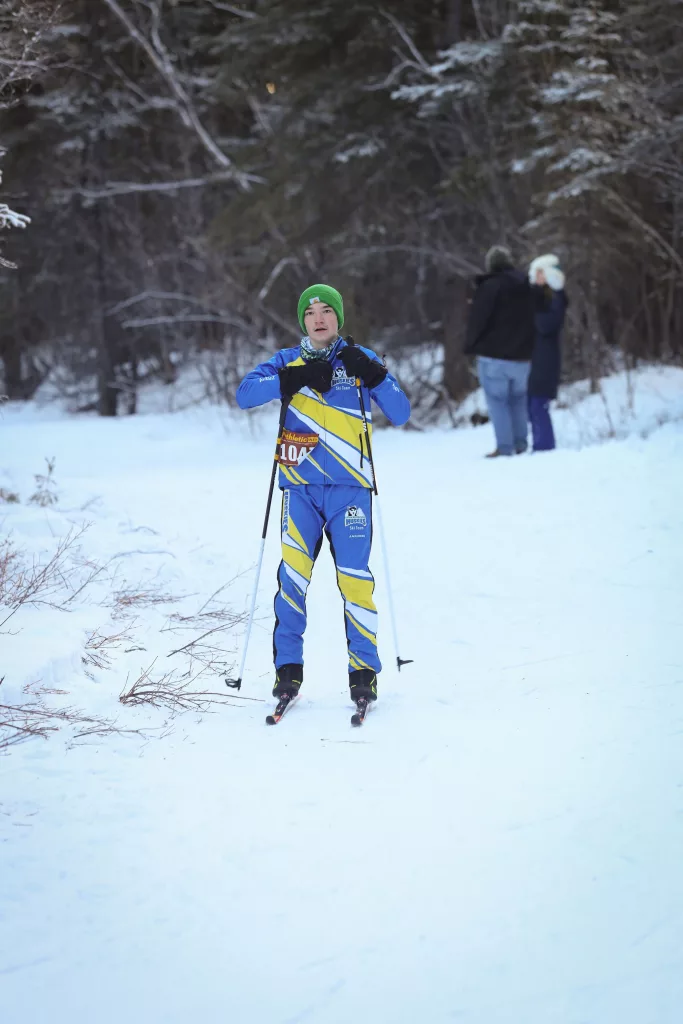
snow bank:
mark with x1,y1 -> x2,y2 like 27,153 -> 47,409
455,364 -> 683,447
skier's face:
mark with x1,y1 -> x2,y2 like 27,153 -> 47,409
303,302 -> 339,348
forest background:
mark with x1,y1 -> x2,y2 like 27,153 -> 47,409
1,0 -> 681,421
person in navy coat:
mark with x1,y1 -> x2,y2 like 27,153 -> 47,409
528,254 -> 568,451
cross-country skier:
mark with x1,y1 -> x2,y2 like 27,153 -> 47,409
236,284 -> 410,708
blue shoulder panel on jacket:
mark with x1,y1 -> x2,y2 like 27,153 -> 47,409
236,346 -> 300,409
353,343 -> 411,426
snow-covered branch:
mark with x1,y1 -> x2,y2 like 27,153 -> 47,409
257,257 -> 300,303
120,313 -> 247,330
0,202 -> 30,231
56,170 -> 263,202
102,0 -> 253,190
0,0 -> 62,95
0,159 -> 31,268
381,10 -> 439,78
205,0 -> 257,18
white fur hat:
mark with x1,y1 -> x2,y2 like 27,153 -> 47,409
529,253 -> 565,290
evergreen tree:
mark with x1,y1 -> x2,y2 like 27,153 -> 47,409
1,1 -> 681,413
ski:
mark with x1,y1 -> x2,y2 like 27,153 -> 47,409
265,693 -> 296,725
267,694 -> 371,726
351,697 -> 370,727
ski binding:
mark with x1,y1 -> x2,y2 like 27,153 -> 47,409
351,697 -> 370,727
266,693 -> 295,725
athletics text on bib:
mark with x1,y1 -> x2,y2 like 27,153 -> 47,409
278,429 -> 319,466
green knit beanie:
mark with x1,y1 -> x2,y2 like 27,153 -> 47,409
297,284 -> 344,333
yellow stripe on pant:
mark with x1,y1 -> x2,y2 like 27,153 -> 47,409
273,484 -> 381,674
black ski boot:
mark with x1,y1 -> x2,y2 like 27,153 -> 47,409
349,668 -> 378,703
273,663 -> 303,698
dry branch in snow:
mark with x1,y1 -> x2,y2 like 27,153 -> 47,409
82,625 -> 137,679
0,692 -> 150,752
113,586 -> 185,615
0,525 -> 109,631
162,579 -> 246,674
119,658 -> 256,714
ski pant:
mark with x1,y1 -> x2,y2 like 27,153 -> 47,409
477,356 -> 530,455
528,395 -> 556,451
274,484 -> 381,674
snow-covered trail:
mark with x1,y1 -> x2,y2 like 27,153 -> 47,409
2,403 -> 683,1023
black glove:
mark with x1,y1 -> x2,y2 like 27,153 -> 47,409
278,360 -> 333,399
340,345 -> 387,390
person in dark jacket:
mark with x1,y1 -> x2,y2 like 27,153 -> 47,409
528,254 -> 568,452
465,245 -> 535,457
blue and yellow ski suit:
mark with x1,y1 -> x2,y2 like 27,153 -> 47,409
236,337 -> 410,674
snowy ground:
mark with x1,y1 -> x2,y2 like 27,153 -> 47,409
2,368 -> 683,1023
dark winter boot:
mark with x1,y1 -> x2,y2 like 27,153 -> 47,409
273,663 -> 303,698
349,668 -> 378,703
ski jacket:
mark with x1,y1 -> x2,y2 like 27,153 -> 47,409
464,267 -> 535,362
528,288 -> 567,399
236,337 -> 410,490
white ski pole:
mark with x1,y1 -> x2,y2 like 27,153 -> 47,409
226,400 -> 289,690
373,493 -> 407,672
346,337 -> 413,672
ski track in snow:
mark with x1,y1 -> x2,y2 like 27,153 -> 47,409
1,383 -> 683,1023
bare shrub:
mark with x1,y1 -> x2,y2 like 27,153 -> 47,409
82,625 -> 136,679
0,536 -> 22,608
22,678 -> 67,697
0,524 -> 106,631
0,691 -> 151,752
165,618 -> 243,673
0,701 -> 58,749
162,580 -> 246,676
113,586 -> 185,617
0,487 -> 19,503
28,457 -> 58,507
120,658 -> 258,715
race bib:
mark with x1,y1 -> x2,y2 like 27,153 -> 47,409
278,429 -> 319,466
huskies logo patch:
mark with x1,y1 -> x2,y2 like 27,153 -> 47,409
332,365 -> 355,388
344,505 -> 367,529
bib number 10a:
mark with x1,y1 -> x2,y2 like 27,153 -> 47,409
278,429 -> 319,466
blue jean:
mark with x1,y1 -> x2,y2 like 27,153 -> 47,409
477,357 -> 530,455
528,396 -> 556,451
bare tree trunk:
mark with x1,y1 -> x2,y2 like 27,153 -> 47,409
338,275 -> 371,346
0,335 -> 23,398
443,275 -> 473,401
444,0 -> 463,45
0,277 -> 25,398
93,158 -> 118,418
641,271 -> 655,361
587,286 -> 602,394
